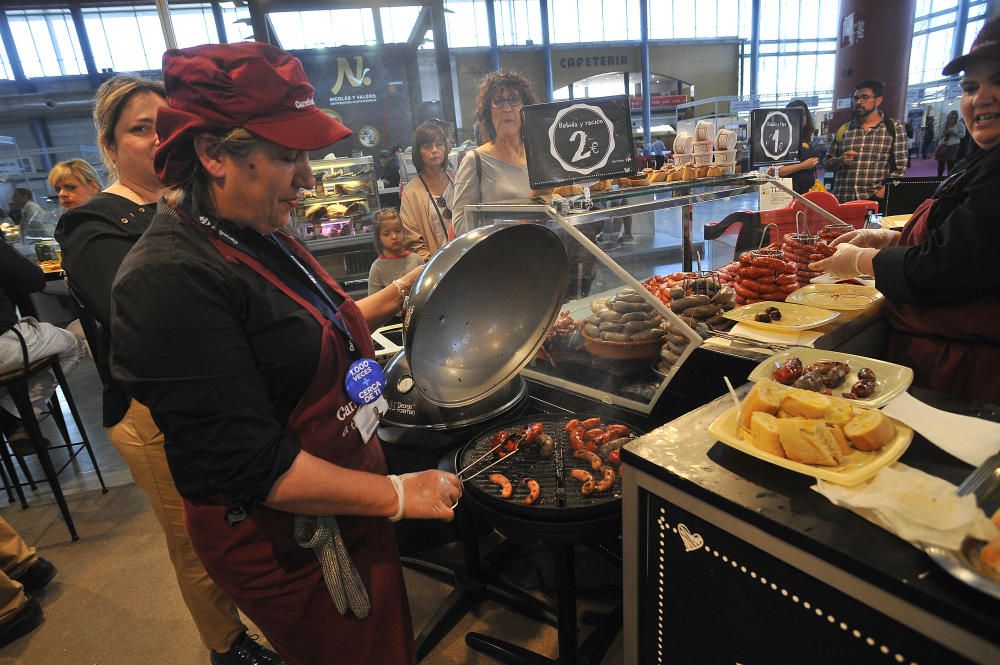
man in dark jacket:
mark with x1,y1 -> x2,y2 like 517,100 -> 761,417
0,238 -> 84,453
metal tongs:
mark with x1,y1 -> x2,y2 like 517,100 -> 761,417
448,438 -> 524,509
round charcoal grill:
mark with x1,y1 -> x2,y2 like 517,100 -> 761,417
458,414 -> 638,523
456,413 -> 635,665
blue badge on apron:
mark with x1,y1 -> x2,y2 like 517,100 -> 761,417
345,358 -> 386,405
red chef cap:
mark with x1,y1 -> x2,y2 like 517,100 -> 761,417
155,42 -> 351,186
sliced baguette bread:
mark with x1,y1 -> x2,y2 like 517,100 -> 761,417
739,379 -> 784,429
843,409 -> 895,451
781,388 -> 831,419
777,418 -> 843,466
750,412 -> 784,457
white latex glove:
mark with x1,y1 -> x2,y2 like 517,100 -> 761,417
809,243 -> 876,278
399,470 -> 462,522
831,228 -> 900,249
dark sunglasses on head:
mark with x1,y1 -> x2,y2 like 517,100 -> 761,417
436,196 -> 452,220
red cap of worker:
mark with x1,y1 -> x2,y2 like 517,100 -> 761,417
943,18 -> 1000,75
154,42 -> 351,186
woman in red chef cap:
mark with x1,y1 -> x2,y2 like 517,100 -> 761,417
109,43 -> 460,665
811,19 -> 1000,404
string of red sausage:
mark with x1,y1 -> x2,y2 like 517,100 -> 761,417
733,249 -> 799,306
780,233 -> 835,287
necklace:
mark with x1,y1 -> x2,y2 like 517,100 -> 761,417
111,179 -> 159,205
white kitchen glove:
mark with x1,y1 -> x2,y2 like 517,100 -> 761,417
831,228 -> 900,249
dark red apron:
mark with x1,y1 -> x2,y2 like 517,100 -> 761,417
883,199 -> 1000,404
181,230 -> 415,665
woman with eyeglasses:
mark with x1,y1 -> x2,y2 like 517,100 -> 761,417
451,71 -> 537,235
399,120 -> 456,259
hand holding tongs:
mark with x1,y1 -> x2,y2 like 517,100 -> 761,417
448,439 -> 523,509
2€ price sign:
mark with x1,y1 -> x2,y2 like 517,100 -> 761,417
749,107 -> 802,167
548,104 -> 616,175
521,95 -> 635,189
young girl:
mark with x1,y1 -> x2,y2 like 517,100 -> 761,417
368,208 -> 425,297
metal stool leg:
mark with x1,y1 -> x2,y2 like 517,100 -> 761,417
51,361 -> 106,493
0,462 -> 11,503
8,383 -> 78,541
0,437 -> 27,508
47,392 -> 72,447
13,453 -> 37,491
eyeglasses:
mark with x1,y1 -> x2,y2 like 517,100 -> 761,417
491,95 -> 523,109
852,94 -> 876,102
436,196 -> 452,220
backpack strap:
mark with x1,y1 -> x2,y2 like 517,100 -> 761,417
835,122 -> 850,143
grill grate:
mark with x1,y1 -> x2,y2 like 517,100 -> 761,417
459,414 -> 637,520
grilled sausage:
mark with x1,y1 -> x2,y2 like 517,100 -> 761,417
581,417 -> 602,429
597,436 -> 630,458
537,434 -> 554,458
524,422 -> 544,445
595,467 -> 616,492
570,469 -> 594,483
522,478 -> 540,505
574,449 -> 603,470
489,473 -> 512,499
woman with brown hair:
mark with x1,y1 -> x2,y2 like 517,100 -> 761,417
56,75 -> 280,665
399,120 -> 455,259
110,43 -> 457,665
450,70 -> 537,234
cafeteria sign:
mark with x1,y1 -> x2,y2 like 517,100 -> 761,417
522,96 -> 635,189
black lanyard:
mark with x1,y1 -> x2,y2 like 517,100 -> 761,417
186,207 -> 360,355
418,173 -> 453,240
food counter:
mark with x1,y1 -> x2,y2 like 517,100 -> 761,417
621,386 -> 1000,665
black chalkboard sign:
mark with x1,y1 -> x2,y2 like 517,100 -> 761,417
520,96 -> 636,189
749,107 -> 803,167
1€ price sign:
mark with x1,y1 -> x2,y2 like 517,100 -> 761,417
547,103 -> 616,175
749,107 -> 802,167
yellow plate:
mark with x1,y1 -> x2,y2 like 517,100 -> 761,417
786,284 -> 882,311
722,301 -> 840,330
708,405 -> 913,486
746,348 -> 914,408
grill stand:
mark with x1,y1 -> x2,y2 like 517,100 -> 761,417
403,458 -> 558,662
465,541 -> 623,665
460,492 -> 624,665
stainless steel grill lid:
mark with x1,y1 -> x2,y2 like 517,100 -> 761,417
402,223 -> 569,408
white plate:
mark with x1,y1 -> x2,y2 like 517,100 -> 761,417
786,284 -> 882,311
810,273 -> 876,288
708,405 -> 913,486
723,301 -> 839,331
746,348 -> 914,408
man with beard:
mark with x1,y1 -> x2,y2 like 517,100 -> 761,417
824,80 -> 908,207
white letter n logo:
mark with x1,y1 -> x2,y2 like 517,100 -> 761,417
332,56 -> 372,95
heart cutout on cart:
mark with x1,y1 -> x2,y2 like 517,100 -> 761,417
678,523 -> 704,552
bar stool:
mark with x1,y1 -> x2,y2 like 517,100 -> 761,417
0,326 -> 107,541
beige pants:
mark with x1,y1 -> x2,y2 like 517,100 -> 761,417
107,400 -> 245,652
0,517 -> 36,623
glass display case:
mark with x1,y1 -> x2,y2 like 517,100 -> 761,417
463,174 -> 762,414
291,156 -> 379,296
292,156 -> 377,244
